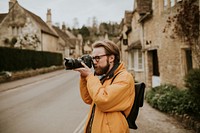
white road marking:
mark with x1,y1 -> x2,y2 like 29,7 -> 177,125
73,115 -> 87,133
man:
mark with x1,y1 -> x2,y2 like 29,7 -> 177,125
74,40 -> 135,133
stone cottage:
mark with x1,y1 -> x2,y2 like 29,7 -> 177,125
0,0 -> 59,53
0,0 -> 83,58
46,9 -> 82,58
120,0 -> 199,88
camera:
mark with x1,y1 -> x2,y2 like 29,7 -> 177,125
64,55 -> 93,70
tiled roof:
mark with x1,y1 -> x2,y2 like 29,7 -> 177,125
0,13 -> 8,23
65,30 -> 76,38
23,8 -> 58,37
52,26 -> 74,48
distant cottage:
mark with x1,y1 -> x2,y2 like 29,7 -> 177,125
0,0 -> 82,58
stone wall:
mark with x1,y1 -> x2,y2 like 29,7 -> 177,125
143,2 -> 188,88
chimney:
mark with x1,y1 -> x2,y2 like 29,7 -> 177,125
62,22 -> 67,31
136,0 -> 152,15
46,9 -> 52,26
9,0 -> 17,11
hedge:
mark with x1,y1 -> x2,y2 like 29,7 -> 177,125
0,47 -> 63,72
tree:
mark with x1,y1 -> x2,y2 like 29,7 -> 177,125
79,26 -> 90,42
99,22 -> 109,35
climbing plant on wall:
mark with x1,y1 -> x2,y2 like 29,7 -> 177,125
163,0 -> 200,67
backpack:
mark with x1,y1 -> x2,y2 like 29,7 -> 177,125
111,72 -> 146,129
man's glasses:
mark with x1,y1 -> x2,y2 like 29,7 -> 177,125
92,54 -> 109,62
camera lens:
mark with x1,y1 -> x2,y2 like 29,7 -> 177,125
64,55 -> 92,70
64,58 -> 82,70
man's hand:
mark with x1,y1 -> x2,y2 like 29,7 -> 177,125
74,62 -> 92,77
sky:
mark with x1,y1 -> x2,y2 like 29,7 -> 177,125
0,0 -> 134,28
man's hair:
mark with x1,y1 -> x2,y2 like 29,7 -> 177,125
92,39 -> 120,64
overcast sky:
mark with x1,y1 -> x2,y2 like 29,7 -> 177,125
0,0 -> 134,28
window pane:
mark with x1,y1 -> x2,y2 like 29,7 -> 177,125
138,51 -> 143,69
164,0 -> 168,9
131,51 -> 134,68
171,0 -> 175,7
185,49 -> 193,72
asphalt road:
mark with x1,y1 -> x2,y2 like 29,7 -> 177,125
0,70 -> 89,133
0,69 -> 195,133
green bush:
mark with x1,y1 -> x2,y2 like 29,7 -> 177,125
145,84 -> 200,119
184,68 -> 200,97
0,47 -> 63,72
146,84 -> 178,113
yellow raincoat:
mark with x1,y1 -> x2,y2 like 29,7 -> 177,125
80,63 -> 135,133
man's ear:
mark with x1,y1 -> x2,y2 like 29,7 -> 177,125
109,55 -> 115,62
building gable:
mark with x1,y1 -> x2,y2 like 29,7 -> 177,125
24,9 -> 58,37
1,1 -> 58,37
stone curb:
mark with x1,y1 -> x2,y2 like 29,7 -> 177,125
172,113 -> 200,133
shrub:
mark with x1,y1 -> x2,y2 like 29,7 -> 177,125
145,84 -> 200,119
0,47 -> 63,72
146,84 -> 179,113
184,68 -> 200,97
184,69 -> 200,117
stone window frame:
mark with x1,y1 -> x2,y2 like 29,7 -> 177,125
181,47 -> 193,75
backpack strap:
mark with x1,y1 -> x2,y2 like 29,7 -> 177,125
110,71 -> 146,130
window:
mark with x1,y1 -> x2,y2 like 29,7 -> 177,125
128,49 -> 144,71
164,0 -> 177,9
152,50 -> 159,76
129,52 -> 135,69
11,26 -> 22,36
171,0 -> 175,7
138,51 -> 143,69
12,26 -> 17,35
164,0 -> 168,10
185,49 -> 193,73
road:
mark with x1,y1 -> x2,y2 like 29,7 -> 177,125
0,70 -> 89,133
0,70 -> 195,133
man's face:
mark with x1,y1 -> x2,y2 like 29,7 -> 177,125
92,47 -> 110,76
